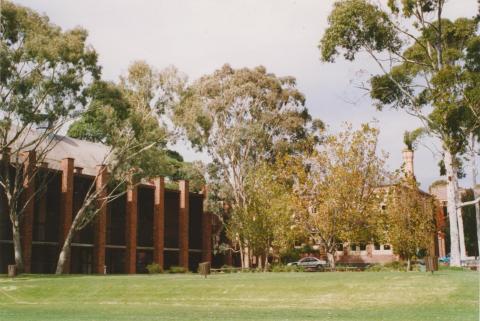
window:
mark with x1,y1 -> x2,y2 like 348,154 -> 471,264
350,243 -> 357,251
374,242 -> 381,250
384,244 -> 391,250
359,244 -> 367,251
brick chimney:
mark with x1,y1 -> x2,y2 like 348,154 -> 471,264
402,149 -> 415,179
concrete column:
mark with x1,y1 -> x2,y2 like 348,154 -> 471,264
93,165 -> 108,274
179,180 -> 189,270
59,158 -> 74,274
125,185 -> 137,274
20,151 -> 36,273
153,177 -> 165,270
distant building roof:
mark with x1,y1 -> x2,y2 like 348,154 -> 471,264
8,126 -> 110,176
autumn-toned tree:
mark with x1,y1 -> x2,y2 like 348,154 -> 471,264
287,124 -> 387,268
228,161 -> 299,270
0,2 -> 99,271
319,0 -> 480,266
384,177 -> 436,271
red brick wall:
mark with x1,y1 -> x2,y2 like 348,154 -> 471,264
59,158 -> 74,273
153,177 -> 165,269
93,165 -> 108,274
20,151 -> 35,273
125,185 -> 138,274
179,180 -> 189,270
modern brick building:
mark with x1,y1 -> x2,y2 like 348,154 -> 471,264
0,134 -> 212,274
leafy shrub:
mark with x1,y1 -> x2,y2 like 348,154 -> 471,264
271,264 -> 304,272
168,266 -> 187,274
146,263 -> 162,274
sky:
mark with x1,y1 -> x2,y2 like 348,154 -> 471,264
12,0 -> 480,190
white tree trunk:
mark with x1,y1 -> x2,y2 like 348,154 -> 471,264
444,150 -> 461,267
56,226 -> 75,274
457,207 -> 466,259
326,252 -> 336,269
470,135 -> 479,259
11,216 -> 24,272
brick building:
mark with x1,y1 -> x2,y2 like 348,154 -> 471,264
0,133 -> 212,274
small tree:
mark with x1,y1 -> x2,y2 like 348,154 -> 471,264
385,177 -> 436,271
231,161 -> 299,270
287,124 -> 387,268
0,2 -> 99,271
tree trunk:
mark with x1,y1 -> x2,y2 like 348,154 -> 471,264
470,134 -> 479,261
457,207 -> 467,259
264,247 -> 269,272
406,258 -> 411,272
11,216 -> 24,272
444,150 -> 461,267
326,252 -> 336,269
56,222 -> 76,274
239,244 -> 244,268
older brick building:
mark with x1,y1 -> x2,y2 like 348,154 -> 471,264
0,134 -> 212,274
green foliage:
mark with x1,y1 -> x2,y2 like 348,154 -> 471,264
270,264 -> 304,272
403,128 -> 425,150
167,266 -> 187,274
0,2 -> 100,126
320,0 -> 401,62
146,263 -> 163,274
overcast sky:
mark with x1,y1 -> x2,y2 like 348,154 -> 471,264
13,0 -> 479,190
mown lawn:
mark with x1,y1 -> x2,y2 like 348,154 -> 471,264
0,270 -> 478,321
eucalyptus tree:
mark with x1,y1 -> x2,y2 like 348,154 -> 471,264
57,63 -> 171,274
319,0 -> 479,266
0,2 -> 99,271
172,64 -> 322,267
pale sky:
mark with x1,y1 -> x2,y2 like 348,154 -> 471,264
13,0 -> 479,189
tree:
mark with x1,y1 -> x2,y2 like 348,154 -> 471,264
56,63 -> 171,274
286,124 -> 387,268
319,0 -> 480,266
0,1 -> 99,271
384,177 -> 437,271
229,161 -> 299,270
172,64 -> 321,267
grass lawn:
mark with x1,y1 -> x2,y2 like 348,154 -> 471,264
0,270 -> 478,321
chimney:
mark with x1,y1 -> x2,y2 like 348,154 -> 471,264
402,149 -> 415,179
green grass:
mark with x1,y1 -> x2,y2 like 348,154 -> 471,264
0,270 -> 478,321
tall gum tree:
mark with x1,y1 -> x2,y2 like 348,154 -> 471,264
0,2 -> 99,271
319,0 -> 480,266
172,64 -> 322,267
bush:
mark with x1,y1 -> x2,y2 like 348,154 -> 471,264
271,264 -> 304,272
168,266 -> 187,274
146,263 -> 162,274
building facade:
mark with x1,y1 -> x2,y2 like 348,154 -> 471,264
0,135 -> 212,274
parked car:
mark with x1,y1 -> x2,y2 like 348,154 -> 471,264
287,257 -> 328,270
